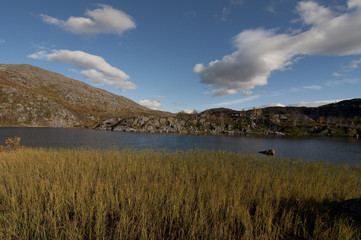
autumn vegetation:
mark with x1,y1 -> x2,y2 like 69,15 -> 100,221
0,136 -> 23,152
0,146 -> 360,239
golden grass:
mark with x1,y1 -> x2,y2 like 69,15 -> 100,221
0,148 -> 360,239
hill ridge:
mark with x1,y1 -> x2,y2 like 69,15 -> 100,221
0,64 -> 167,127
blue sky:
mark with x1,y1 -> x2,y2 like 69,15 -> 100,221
1,0 -> 360,113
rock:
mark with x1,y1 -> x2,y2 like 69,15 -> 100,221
113,125 -> 126,132
259,149 -> 275,156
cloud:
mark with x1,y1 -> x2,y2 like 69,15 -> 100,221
220,7 -> 231,21
261,103 -> 286,108
266,1 -> 278,14
0,39 -> 4,44
303,85 -> 322,90
288,100 -> 342,107
194,0 -> 361,96
28,49 -> 136,91
242,90 -> 253,96
324,78 -> 360,87
261,100 -> 342,108
138,100 -> 162,110
215,95 -> 260,107
216,0 -> 244,21
212,89 -> 238,97
182,109 -> 194,114
40,4 -> 136,36
333,57 -> 361,76
193,63 -> 205,73
343,58 -> 361,71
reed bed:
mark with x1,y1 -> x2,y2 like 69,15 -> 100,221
0,148 -> 360,239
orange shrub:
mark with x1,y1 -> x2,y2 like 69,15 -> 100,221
0,136 -> 23,152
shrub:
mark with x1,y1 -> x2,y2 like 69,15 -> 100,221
0,136 -> 23,152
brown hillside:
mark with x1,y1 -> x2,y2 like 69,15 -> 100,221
0,64 -> 168,127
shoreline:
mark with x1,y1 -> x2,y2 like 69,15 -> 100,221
1,124 -> 360,139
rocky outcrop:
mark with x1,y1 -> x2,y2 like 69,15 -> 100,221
95,115 -> 283,136
94,109 -> 361,137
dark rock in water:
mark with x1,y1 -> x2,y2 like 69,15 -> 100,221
259,149 -> 275,156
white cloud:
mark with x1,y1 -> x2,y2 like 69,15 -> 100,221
288,100 -> 342,107
348,0 -> 361,9
40,4 -> 136,36
303,85 -> 321,90
28,51 -> 46,59
262,103 -> 286,108
242,90 -> 253,96
28,49 -> 136,91
332,57 -> 361,76
215,95 -> 260,107
193,63 -> 205,73
260,100 -> 343,108
324,78 -> 360,87
194,0 -> 361,96
343,58 -> 361,71
0,39 -> 4,44
138,100 -> 162,110
182,109 -> 194,114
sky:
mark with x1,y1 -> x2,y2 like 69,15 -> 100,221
0,0 -> 361,113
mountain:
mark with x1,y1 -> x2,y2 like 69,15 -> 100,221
0,64 -> 168,127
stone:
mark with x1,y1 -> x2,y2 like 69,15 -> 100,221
259,149 -> 275,156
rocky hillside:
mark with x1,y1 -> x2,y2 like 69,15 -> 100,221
0,64 -> 167,127
96,99 -> 361,137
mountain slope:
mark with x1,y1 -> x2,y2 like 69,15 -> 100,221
0,64 -> 166,127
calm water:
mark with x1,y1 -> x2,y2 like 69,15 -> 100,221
0,127 -> 360,164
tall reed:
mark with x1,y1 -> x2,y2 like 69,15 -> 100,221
0,148 -> 360,239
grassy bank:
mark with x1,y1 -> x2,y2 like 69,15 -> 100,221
0,148 -> 360,239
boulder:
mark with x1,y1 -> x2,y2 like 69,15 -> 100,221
259,149 -> 275,156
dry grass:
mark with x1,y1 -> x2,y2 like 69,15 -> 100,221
0,148 -> 360,239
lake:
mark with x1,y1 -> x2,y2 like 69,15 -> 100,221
0,127 -> 360,164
